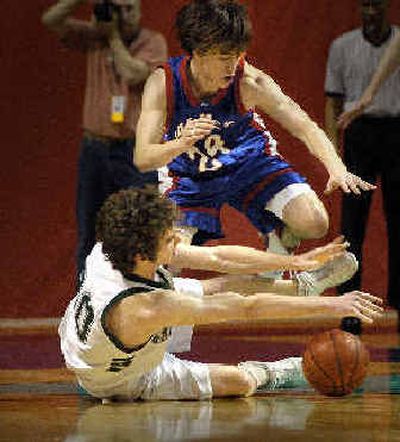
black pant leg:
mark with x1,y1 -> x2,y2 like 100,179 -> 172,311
381,119 -> 400,309
76,138 -> 109,284
339,119 -> 377,293
108,139 -> 158,193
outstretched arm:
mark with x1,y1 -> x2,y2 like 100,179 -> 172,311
106,289 -> 383,348
172,237 -> 347,274
241,63 -> 375,195
338,33 -> 400,129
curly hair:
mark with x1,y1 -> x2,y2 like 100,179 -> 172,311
176,0 -> 252,55
96,187 -> 176,274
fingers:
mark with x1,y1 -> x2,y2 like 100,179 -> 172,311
325,177 -> 351,195
331,235 -> 346,245
344,291 -> 384,323
299,242 -> 346,268
339,180 -> 351,194
346,177 -> 362,195
332,173 -> 377,195
182,117 -> 219,144
347,291 -> 383,305
356,297 -> 384,314
186,117 -> 219,132
318,241 -> 347,253
357,179 -> 377,191
337,110 -> 359,129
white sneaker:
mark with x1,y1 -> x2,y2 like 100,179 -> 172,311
295,252 -> 358,297
238,357 -> 306,391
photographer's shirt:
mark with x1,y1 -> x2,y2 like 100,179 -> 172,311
60,22 -> 167,139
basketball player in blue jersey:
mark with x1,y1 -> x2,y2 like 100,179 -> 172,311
135,0 -> 375,253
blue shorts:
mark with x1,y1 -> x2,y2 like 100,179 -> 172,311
167,152 -> 307,242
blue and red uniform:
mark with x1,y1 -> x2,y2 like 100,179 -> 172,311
162,55 -> 307,242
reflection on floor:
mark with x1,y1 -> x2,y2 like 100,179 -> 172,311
1,312 -> 400,441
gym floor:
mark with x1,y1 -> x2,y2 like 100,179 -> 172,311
1,313 -> 400,442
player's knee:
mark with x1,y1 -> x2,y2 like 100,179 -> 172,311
309,214 -> 329,238
296,211 -> 329,239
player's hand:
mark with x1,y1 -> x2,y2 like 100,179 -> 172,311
333,291 -> 384,324
178,116 -> 219,149
337,92 -> 373,129
325,171 -> 376,195
291,236 -> 348,271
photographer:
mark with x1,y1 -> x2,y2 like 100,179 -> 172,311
42,0 -> 168,285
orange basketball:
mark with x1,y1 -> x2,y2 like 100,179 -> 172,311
302,328 -> 370,397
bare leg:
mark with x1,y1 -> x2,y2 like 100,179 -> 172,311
208,365 -> 256,397
209,357 -> 306,398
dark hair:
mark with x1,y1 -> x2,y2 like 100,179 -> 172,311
176,0 -> 252,54
96,186 -> 176,274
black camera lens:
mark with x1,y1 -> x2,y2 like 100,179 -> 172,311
93,0 -> 114,22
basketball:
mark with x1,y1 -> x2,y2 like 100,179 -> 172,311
302,328 -> 370,397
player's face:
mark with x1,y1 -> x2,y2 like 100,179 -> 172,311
156,229 -> 180,265
192,49 -> 243,94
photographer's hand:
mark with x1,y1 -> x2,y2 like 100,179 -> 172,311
108,12 -> 150,85
42,0 -> 87,33
97,10 -> 119,37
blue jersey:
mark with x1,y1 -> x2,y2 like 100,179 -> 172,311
163,56 -> 279,178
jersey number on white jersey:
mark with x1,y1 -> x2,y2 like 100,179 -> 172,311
74,292 -> 94,343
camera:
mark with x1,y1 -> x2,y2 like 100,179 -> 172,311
93,0 -> 119,22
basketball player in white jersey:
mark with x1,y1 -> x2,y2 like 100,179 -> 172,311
59,187 -> 382,401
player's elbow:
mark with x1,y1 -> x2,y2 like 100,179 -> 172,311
133,151 -> 152,172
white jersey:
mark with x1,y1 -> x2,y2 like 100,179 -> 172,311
59,243 -> 203,398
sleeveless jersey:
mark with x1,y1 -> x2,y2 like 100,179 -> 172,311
59,243 -> 196,398
163,56 -> 279,178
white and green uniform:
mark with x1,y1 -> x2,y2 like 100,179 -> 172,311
59,243 -> 212,400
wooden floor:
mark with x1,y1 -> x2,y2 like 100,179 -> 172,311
1,313 -> 400,442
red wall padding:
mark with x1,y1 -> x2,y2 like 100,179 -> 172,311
1,1 -> 398,317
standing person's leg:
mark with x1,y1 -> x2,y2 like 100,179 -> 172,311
109,139 -> 158,193
339,119 -> 377,294
72,139 -> 156,279
76,137 -> 108,286
381,118 -> 400,310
